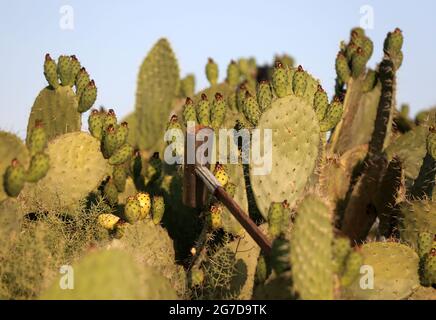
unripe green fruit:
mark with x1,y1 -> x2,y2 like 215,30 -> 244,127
313,85 -> 329,122
28,120 -> 47,156
152,195 -> 165,225
319,96 -> 343,132
206,58 -> 219,86
75,67 -> 90,97
124,196 -> 142,224
384,28 -> 404,55
292,65 -> 307,97
88,109 -> 104,141
335,52 -> 351,83
196,93 -> 211,126
103,109 -> 117,130
115,122 -> 129,148
78,80 -> 97,113
211,92 -> 226,129
183,97 -> 197,125
108,143 -> 134,166
272,61 -> 289,98
43,54 -> 59,89
351,48 -> 367,78
226,60 -> 240,87
243,92 -> 261,127
103,178 -> 119,206
257,80 -> 272,112
346,42 -> 358,62
103,125 -> 118,157
70,55 -> 81,83
4,159 -> 25,197
362,37 -> 374,61
57,55 -> 72,86
26,152 -> 50,183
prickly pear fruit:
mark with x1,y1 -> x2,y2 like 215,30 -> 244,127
108,143 -> 134,166
211,93 -> 226,129
124,196 -> 142,223
335,52 -> 351,84
226,60 -> 240,87
103,109 -> 117,130
208,205 -> 222,230
113,164 -> 127,193
151,195 -> 165,225
268,201 -> 285,238
351,48 -> 367,78
98,213 -> 120,231
57,55 -> 72,86
103,178 -> 119,206
115,122 -> 129,148
78,80 -> 97,113
75,67 -> 90,97
180,74 -> 195,97
70,55 -> 81,81
340,250 -> 363,287
183,97 -> 197,125
4,159 -> 26,197
26,152 -> 50,183
196,94 -> 211,126
384,28 -> 404,55
313,85 -> 329,122
272,62 -> 289,98
243,91 -> 261,127
362,37 -> 374,61
292,65 -> 307,97
319,96 -> 344,132
213,163 -> 229,187
103,125 -> 117,157
206,58 -> 219,86
28,120 -> 47,156
346,42 -> 358,62
88,109 -> 104,141
257,80 -> 272,112
43,54 -> 59,89
136,192 -> 151,219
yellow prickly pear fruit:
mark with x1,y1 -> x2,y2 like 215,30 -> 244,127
208,205 -> 222,230
213,163 -> 229,187
98,213 -> 120,231
136,192 -> 151,219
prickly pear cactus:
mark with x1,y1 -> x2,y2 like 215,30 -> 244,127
27,55 -> 97,143
40,249 -> 178,299
250,94 -> 320,218
134,38 -> 180,150
20,132 -> 110,213
342,242 -> 420,300
0,132 -> 29,203
289,195 -> 334,300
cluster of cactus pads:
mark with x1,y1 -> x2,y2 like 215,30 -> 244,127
0,26 -> 435,300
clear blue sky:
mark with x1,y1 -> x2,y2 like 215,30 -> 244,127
1,0 -> 435,137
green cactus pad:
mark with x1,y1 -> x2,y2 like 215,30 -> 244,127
399,200 -> 436,250
250,95 -> 320,218
342,242 -> 420,300
134,38 -> 180,150
20,132 -> 110,213
40,249 -> 177,300
290,195 -> 334,300
0,132 -> 29,202
26,86 -> 81,143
